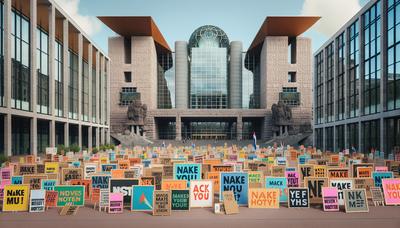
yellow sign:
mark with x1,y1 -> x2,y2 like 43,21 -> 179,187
2,185 -> 30,212
45,162 -> 59,174
314,165 -> 327,178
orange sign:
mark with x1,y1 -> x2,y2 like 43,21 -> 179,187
161,180 -> 187,190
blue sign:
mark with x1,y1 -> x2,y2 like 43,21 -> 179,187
101,164 -> 117,172
72,161 -> 81,168
131,185 -> 154,211
142,159 -> 151,168
91,175 -> 111,189
298,155 -> 310,165
286,167 -> 297,172
265,177 -> 288,202
11,176 -> 23,185
174,163 -> 202,186
372,171 -> 393,187
276,157 -> 287,166
109,152 -> 116,161
41,179 -> 57,191
220,172 -> 249,205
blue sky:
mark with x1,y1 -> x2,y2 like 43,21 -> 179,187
55,0 -> 371,54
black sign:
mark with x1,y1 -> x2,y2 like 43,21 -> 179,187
109,179 -> 139,206
288,188 -> 309,208
171,190 -> 190,211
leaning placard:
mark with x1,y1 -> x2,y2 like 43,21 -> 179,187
45,190 -> 58,208
222,191 -> 239,214
153,190 -> 171,216
265,177 -> 288,203
370,187 -> 385,206
131,185 -> 154,211
343,189 -> 369,213
322,187 -> 339,212
108,192 -> 124,214
304,177 -> 328,204
29,189 -> 45,212
54,185 -> 85,207
171,189 -> 190,211
372,171 -> 393,187
61,168 -> 83,184
2,184 -> 30,212
190,180 -> 213,208
382,178 -> 400,205
288,188 -> 309,208
248,188 -> 280,209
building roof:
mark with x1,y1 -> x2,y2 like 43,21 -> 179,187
98,16 -> 171,53
247,16 -> 320,54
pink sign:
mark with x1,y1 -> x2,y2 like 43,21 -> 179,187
285,171 -> 299,187
382,178 -> 400,205
322,187 -> 339,211
375,166 -> 388,172
108,192 -> 123,213
1,167 -> 12,180
0,179 -> 11,198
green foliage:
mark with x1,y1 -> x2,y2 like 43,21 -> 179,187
57,144 -> 68,155
0,154 -> 10,166
69,144 -> 81,153
92,147 -> 99,154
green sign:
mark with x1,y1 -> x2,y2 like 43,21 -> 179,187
171,189 -> 190,211
279,92 -> 300,103
54,185 -> 85,207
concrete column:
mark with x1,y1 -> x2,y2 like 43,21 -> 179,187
107,59 -> 111,131
48,4 -> 55,116
176,116 -> 182,141
95,52 -> 100,124
78,33 -> 83,121
64,122 -> 69,147
88,44 -> 93,123
50,120 -> 55,147
78,124 -> 82,149
88,126 -> 92,150
106,129 -> 110,144
175,41 -> 189,109
101,128 -> 105,145
4,114 -> 12,156
95,127 -> 100,147
31,117 -> 37,156
4,0 -> 11,108
100,55 -> 105,125
230,41 -> 243,109
63,19 -> 69,118
30,0 -> 37,114
237,116 -> 243,141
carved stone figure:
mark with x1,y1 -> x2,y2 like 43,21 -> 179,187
127,99 -> 147,126
271,101 -> 292,125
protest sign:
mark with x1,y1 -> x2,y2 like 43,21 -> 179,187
11,176 -> 23,185
91,188 -> 100,203
152,170 -> 163,190
248,171 -> 263,188
45,190 -> 58,208
118,160 -> 130,170
222,191 -> 239,214
357,167 -> 373,178
174,163 -> 201,185
70,179 -> 92,200
61,168 -> 83,184
328,168 -> 349,179
108,193 -> 124,214
163,165 -> 174,178
248,188 -> 280,209
124,168 -> 140,179
271,166 -> 285,177
153,190 -> 171,216
54,185 -> 85,207
211,164 -> 234,172
285,171 -> 299,188
91,175 -> 111,189
110,178 -> 139,206
1,167 -> 12,180
23,174 -> 47,190
101,164 -> 117,172
207,172 -> 221,192
2,184 -> 30,212
171,189 -> 190,211
45,162 -> 59,174
382,178 -> 400,205
214,203 -> 225,214
314,165 -> 327,178
29,189 -> 45,212
288,188 -> 309,208
141,176 -> 155,186
322,187 -> 339,211
100,189 -> 109,209
375,166 -> 388,172
265,177 -> 288,202
17,164 -> 36,175
372,171 -> 393,187
161,179 -> 187,190
132,185 -> 154,211
41,179 -> 57,191
304,177 -> 328,204
352,163 -> 373,178
84,163 -> 97,179
220,172 -> 248,205
370,187 -> 385,206
299,165 -> 314,182
354,178 -> 374,198
330,179 -> 354,205
190,180 -> 213,208
111,169 -> 125,178
343,189 -> 369,213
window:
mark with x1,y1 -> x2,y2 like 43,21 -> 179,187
157,53 -> 174,109
325,127 -> 334,152
0,2 -> 4,107
37,27 -> 49,115
243,52 -> 260,109
92,66 -> 96,122
82,60 -> 89,121
282,87 -> 297,92
280,87 -> 300,106
124,71 -> 132,83
55,41 -> 63,117
288,72 -> 296,82
68,51 -> 79,119
336,125 -> 345,152
326,42 -> 334,122
348,20 -> 360,118
387,0 -> 400,110
315,51 -> 324,124
336,33 -> 345,120
288,37 -> 296,64
124,37 -> 131,64
362,120 -> 380,154
348,123 -> 359,151
315,128 -> 323,150
120,87 -> 140,106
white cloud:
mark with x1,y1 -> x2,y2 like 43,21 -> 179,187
54,0 -> 101,36
301,0 -> 362,37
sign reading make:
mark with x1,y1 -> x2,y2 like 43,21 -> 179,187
174,163 -> 201,186
220,172 -> 248,206
110,178 -> 139,206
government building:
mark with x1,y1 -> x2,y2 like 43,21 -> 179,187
0,0 -> 110,156
314,0 -> 400,155
100,16 -> 318,142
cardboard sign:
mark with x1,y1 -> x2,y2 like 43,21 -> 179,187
23,175 -> 47,190
285,171 -> 299,188
118,160 -> 130,170
352,163 -> 373,178
370,187 -> 385,206
161,180 -> 187,190
54,185 -> 85,207
84,163 -> 97,179
91,188 -> 100,203
29,189 -> 45,212
100,189 -> 109,207
59,204 -> 79,216
248,188 -> 280,208
173,163 -> 202,185
41,179 -> 57,191
357,167 -> 373,178
288,188 -> 309,208
1,167 -> 12,180
314,165 -> 327,178
111,169 -> 125,178
91,175 -> 111,189
354,178 -> 374,199
328,168 -> 349,179
70,179 -> 92,200
222,191 -> 239,214
375,166 -> 388,172
343,189 -> 369,213
110,178 -> 139,206
214,202 -> 225,214
220,172 -> 248,205
304,177 -> 328,204
248,171 -> 263,188
45,190 -> 58,207
271,166 -> 285,177
207,172 -> 221,192
132,185 -> 154,211
2,184 -> 30,211
124,169 -> 140,179
11,176 -> 23,185
330,179 -> 354,205
152,171 -> 163,190
299,165 -> 314,182
153,190 -> 171,216
17,164 -> 36,175
45,162 -> 59,174
101,164 -> 117,172
190,180 -> 213,208
265,177 -> 287,202
382,178 -> 400,205
211,165 -> 234,172
108,193 -> 123,213
162,165 -> 174,178
61,168 -> 83,184
141,176 -> 155,186
372,171 -> 393,187
322,187 -> 339,211
171,189 -> 190,211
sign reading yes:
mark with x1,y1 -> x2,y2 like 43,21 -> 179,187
220,172 -> 248,205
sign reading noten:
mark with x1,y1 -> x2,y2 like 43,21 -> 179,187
220,172 -> 248,206
343,189 -> 369,213
322,187 -> 339,212
54,185 -> 85,207
190,180 -> 213,208
248,188 -> 280,209
288,188 -> 309,208
153,190 -> 171,216
173,163 -> 202,186
382,178 -> 400,205
171,189 -> 190,211
2,185 -> 30,212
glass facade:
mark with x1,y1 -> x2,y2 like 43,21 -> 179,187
156,118 -> 176,139
12,116 -> 30,155
363,1 -> 381,115
348,20 -> 360,118
336,125 -> 345,152
325,127 -> 334,152
362,120 -> 380,153
82,60 -> 89,121
315,51 -> 324,124
315,128 -> 323,150
348,123 -> 359,151
68,51 -> 78,119
55,41 -> 63,117
37,120 -> 49,154
243,53 -> 260,109
336,33 -> 345,120
387,0 -> 400,110
326,42 -> 334,122
0,2 -> 4,107
37,27 -> 49,114
157,52 -> 174,109
386,117 -> 400,156
182,119 -> 236,140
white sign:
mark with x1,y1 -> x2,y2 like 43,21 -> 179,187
84,163 -> 97,179
190,180 -> 213,208
330,179 -> 354,205
30,189 -> 46,212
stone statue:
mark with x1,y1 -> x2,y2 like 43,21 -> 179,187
127,99 -> 147,126
271,101 -> 292,125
